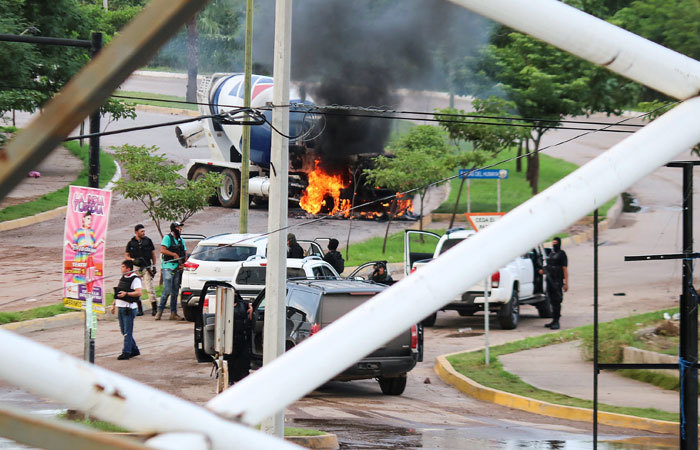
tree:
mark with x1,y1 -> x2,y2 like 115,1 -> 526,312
435,96 -> 525,226
113,144 -> 222,237
477,30 -> 640,194
364,126 -> 486,251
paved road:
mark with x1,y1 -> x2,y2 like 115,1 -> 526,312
2,75 -> 697,448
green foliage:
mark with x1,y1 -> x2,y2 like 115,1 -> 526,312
114,90 -> 197,111
113,144 -> 222,237
434,147 -> 579,214
0,303 -> 72,325
436,97 -> 525,154
0,140 -> 116,222
344,229 -> 445,267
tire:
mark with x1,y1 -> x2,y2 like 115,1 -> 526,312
378,375 -> 407,395
192,166 -> 219,206
536,293 -> 554,318
182,302 -> 197,322
497,286 -> 520,330
421,312 -> 437,327
218,168 -> 241,208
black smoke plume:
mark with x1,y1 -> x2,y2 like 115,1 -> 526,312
253,0 -> 490,172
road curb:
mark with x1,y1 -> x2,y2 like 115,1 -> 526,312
0,160 -> 122,232
286,434 -> 339,449
434,352 -> 686,435
134,103 -> 199,117
1,312 -> 84,334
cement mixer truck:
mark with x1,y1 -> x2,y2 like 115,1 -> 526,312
175,73 -> 319,207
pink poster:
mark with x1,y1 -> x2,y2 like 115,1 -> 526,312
63,186 -> 112,313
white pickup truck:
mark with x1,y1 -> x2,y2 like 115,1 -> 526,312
404,228 -> 552,329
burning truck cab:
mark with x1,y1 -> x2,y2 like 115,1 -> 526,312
175,73 -> 412,219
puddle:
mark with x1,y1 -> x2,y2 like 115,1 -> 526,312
293,419 -> 681,449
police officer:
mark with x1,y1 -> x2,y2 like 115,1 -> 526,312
540,237 -> 568,330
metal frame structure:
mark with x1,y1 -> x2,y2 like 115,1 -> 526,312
1,0 -> 700,448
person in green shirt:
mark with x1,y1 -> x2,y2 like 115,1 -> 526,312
155,222 -> 186,320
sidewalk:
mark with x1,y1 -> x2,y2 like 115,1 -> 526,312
500,340 -> 682,413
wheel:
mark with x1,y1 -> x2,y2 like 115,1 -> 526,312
378,375 -> 407,395
191,166 -> 219,206
182,302 -> 197,322
536,292 -> 553,318
218,168 -> 241,208
458,310 -> 475,317
497,286 -> 520,330
421,312 -> 437,327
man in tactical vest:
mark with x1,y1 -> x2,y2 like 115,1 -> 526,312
125,224 -> 157,316
323,238 -> 345,275
540,237 -> 569,330
156,222 -> 186,321
111,260 -> 142,360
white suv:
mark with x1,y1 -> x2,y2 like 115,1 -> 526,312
179,233 -> 325,321
202,256 -> 341,313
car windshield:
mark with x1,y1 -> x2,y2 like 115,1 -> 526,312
438,238 -> 465,255
236,267 -> 307,285
191,244 -> 258,262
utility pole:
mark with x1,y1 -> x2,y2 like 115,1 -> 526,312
88,32 -> 102,190
239,0 -> 253,233
261,0 -> 291,439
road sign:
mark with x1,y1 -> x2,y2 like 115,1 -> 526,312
465,212 -> 506,231
459,169 -> 509,179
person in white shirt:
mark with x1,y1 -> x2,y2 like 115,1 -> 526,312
111,260 -> 142,360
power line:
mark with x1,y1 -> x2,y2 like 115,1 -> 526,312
0,101 -> 673,309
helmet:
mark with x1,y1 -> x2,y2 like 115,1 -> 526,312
170,221 -> 183,232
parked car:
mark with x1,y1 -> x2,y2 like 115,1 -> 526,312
198,279 -> 423,395
404,227 -> 552,329
193,256 -> 340,362
179,233 -> 325,321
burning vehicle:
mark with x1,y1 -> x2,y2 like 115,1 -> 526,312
174,73 -> 413,219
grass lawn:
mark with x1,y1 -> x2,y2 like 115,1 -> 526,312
0,287 -> 163,325
0,140 -> 117,223
114,90 -> 197,111
447,307 -> 687,423
344,228 -> 444,267
434,147 -> 617,218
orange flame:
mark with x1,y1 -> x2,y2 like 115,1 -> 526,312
300,159 -> 350,215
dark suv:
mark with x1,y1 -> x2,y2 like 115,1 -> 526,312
199,279 -> 423,395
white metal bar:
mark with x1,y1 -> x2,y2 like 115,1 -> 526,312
0,329 -> 300,450
262,0 -> 292,438
447,0 -> 700,101
208,97 -> 700,425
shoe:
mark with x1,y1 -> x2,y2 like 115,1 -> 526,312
155,310 -> 163,321
136,311 -> 144,317
117,353 -> 130,360
169,312 -> 181,321
544,322 -> 553,328
549,322 -> 560,330
131,349 -> 140,357
151,302 -> 157,316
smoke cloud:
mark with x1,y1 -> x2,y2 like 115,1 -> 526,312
253,0 -> 491,171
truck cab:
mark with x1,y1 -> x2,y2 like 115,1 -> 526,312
404,227 -> 552,329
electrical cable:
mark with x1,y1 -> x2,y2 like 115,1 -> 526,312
0,99 -> 677,308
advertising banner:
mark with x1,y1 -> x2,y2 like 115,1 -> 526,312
63,186 -> 112,313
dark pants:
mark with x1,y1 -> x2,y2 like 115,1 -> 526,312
118,307 -> 139,356
228,337 -> 251,384
547,281 -> 564,322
